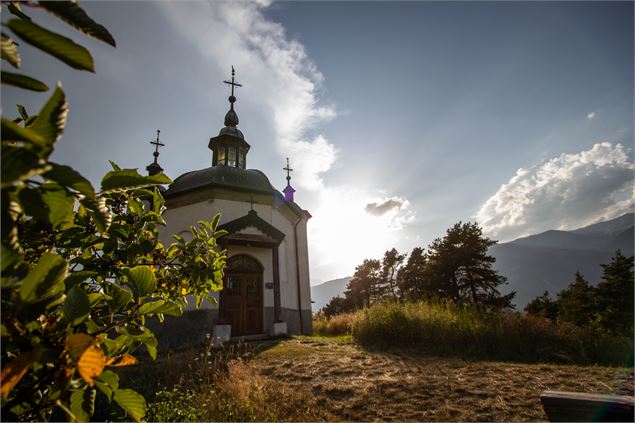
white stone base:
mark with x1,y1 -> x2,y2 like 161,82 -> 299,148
270,321 -> 288,337
212,324 -> 231,347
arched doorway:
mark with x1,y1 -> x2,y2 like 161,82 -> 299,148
219,254 -> 264,336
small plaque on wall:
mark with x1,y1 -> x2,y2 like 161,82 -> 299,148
265,282 -> 274,290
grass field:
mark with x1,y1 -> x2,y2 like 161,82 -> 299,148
124,336 -> 633,422
251,337 -> 633,421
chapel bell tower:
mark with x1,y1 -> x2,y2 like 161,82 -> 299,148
208,66 -> 251,169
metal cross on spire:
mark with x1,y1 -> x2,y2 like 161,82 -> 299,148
283,157 -> 294,183
150,129 -> 164,164
223,66 -> 242,99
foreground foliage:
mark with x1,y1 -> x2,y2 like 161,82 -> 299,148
112,342 -> 328,422
1,2 -> 226,421
348,300 -> 633,366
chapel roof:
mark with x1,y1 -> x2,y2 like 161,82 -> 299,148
164,165 -> 275,197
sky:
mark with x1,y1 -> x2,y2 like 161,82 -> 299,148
2,0 -> 633,284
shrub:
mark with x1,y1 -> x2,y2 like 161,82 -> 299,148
313,312 -> 354,336
350,300 -> 633,366
1,3 -> 227,421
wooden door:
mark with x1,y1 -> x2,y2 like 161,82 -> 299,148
220,255 -> 263,336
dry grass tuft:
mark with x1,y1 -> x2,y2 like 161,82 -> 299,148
350,300 -> 634,366
313,312 -> 355,336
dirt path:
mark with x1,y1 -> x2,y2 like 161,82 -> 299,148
250,337 -> 633,421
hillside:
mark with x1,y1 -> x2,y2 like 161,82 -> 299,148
310,213 -> 634,311
496,212 -> 633,307
311,277 -> 351,312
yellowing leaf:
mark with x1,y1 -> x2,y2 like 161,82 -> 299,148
65,333 -> 93,361
1,351 -> 36,398
77,346 -> 105,385
105,354 -> 138,367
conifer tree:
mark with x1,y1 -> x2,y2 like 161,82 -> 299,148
379,248 -> 405,300
344,259 -> 382,308
524,290 -> 558,320
556,272 -> 596,327
426,222 -> 514,308
595,250 -> 634,337
397,247 -> 429,301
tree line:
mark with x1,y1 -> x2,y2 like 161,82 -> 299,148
322,222 -> 515,316
524,250 -> 634,338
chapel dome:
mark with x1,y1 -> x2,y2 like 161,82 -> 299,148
164,165 -> 275,198
218,125 -> 244,140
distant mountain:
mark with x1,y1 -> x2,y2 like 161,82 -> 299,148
493,213 -> 633,308
310,277 -> 351,312
308,213 -> 634,312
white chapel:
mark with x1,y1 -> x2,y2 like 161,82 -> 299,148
148,68 -> 313,345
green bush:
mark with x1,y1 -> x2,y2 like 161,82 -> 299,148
350,300 -> 633,366
1,3 -> 227,421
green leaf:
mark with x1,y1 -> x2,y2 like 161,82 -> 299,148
80,197 -> 112,233
95,370 -> 119,402
40,1 -> 116,47
1,32 -> 20,68
41,183 -> 75,230
63,285 -> 90,326
17,104 -> 28,120
1,242 -> 22,273
17,186 -> 48,221
107,284 -> 132,312
101,168 -> 171,193
1,70 -> 49,91
65,271 -> 99,288
44,162 -> 95,199
7,3 -> 32,21
20,252 -> 67,304
127,197 -> 143,215
138,299 -> 182,317
113,388 -> 146,422
117,326 -> 157,360
70,388 -> 95,422
210,213 -> 221,231
123,266 -> 156,299
0,145 -> 44,188
1,117 -> 46,147
30,85 -> 68,155
151,187 -> 165,214
6,19 -> 95,72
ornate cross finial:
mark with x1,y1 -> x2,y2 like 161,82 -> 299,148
223,65 -> 242,103
147,129 -> 165,176
283,157 -> 294,183
150,129 -> 164,162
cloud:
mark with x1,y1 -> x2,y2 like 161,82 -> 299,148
158,0 -> 336,191
365,196 -> 409,216
476,142 -> 634,241
587,112 -> 596,120
158,1 -> 415,283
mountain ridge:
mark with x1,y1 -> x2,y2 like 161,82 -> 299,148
310,213 -> 634,312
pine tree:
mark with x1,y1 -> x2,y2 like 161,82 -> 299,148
525,290 -> 558,320
556,272 -> 596,327
322,295 -> 354,317
397,247 -> 429,301
426,222 -> 514,308
379,248 -> 406,300
595,250 -> 634,337
344,259 -> 382,308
